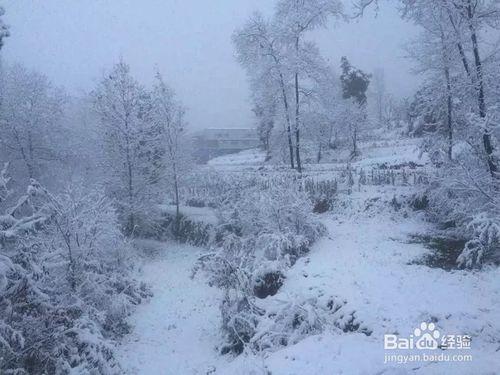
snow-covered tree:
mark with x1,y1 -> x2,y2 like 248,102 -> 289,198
404,3 -> 462,161
391,0 -> 500,266
301,64 -> 341,162
0,64 -> 65,182
0,174 -> 149,374
0,6 -> 9,49
150,72 -> 190,238
434,0 -> 499,177
275,0 -> 344,172
252,91 -> 277,161
233,12 -> 296,169
372,67 -> 386,125
235,2 -> 343,171
340,57 -> 371,157
92,61 -> 163,235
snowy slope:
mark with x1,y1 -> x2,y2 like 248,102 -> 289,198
224,190 -> 500,374
117,140 -> 499,374
207,149 -> 266,167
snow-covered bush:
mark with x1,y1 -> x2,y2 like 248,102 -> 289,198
303,178 -> 338,213
0,162 -> 10,204
195,174 -> 326,355
249,296 -> 371,353
196,234 -> 260,355
457,213 -> 500,269
181,171 -> 250,209
421,114 -> 500,268
219,180 -> 326,248
0,178 -> 149,374
252,299 -> 325,351
219,290 -> 263,355
197,234 -> 253,291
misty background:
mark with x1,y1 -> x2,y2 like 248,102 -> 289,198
2,0 -> 418,130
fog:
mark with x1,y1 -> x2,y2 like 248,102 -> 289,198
2,0 -> 418,130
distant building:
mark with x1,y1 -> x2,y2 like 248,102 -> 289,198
193,128 -> 260,162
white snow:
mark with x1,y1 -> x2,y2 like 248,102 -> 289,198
158,204 -> 219,225
118,141 -> 499,374
207,149 -> 266,167
117,242 -> 223,374
214,186 -> 500,374
250,211 -> 499,373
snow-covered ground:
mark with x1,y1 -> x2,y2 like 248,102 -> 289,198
117,242 -> 223,374
223,187 -> 500,374
158,204 -> 219,225
118,144 -> 499,374
203,138 -> 428,177
208,149 -> 266,167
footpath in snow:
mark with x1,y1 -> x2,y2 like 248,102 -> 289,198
117,242 -> 223,374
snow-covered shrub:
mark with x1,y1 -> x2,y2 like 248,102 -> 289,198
303,178 -> 337,213
197,234 -> 253,291
409,191 -> 429,211
0,162 -> 10,204
195,233 -> 262,354
248,295 -> 372,353
254,232 -> 309,265
219,180 -> 326,247
174,215 -> 213,246
421,114 -> 500,268
131,209 -> 165,239
252,299 -> 324,351
219,290 -> 263,355
195,174 -> 327,355
133,203 -> 215,246
457,213 -> 500,268
0,178 -> 149,374
181,171 -> 255,209
184,197 -> 206,208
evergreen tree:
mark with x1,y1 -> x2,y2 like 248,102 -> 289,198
340,56 -> 370,106
339,57 -> 370,156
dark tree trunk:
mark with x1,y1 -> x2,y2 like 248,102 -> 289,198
124,124 -> 135,236
294,36 -> 302,173
352,127 -> 358,157
294,70 -> 302,173
466,0 -> 498,177
444,3 -> 472,78
445,64 -> 453,161
440,25 -> 453,161
173,164 -> 180,241
278,72 -> 295,169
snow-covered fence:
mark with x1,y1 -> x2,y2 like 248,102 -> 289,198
302,178 -> 338,213
356,167 -> 429,186
182,171 -> 338,213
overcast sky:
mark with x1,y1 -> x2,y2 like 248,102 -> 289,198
1,0 -> 419,130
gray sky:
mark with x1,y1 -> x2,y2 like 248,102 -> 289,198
2,0 -> 419,130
